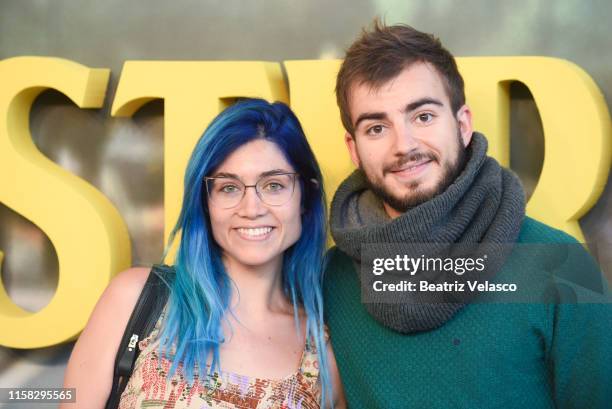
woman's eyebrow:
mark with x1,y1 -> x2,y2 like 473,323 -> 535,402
210,169 -> 291,179
209,172 -> 239,178
259,169 -> 292,177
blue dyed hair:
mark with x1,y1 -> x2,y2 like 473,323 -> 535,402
158,98 -> 331,406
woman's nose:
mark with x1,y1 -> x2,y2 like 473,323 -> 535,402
236,186 -> 267,218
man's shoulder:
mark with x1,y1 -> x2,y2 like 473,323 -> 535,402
515,217 -> 608,296
517,216 -> 580,244
325,247 -> 355,272
324,247 -> 361,286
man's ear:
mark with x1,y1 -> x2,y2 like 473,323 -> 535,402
456,104 -> 473,147
345,132 -> 361,168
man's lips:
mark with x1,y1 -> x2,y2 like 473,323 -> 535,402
386,159 -> 433,175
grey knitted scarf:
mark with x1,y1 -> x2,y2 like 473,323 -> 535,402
330,133 -> 526,333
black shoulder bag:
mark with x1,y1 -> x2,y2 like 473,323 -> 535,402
104,264 -> 175,409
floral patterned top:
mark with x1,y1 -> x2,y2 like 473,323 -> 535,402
118,307 -> 324,409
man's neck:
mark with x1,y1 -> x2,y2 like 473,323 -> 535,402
383,201 -> 403,219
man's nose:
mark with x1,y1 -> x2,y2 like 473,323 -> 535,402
237,186 -> 267,219
393,123 -> 419,153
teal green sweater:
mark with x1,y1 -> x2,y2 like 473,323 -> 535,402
324,217 -> 612,408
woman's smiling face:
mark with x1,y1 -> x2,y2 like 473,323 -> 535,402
207,139 -> 302,272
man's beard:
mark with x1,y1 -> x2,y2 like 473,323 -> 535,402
363,130 -> 468,213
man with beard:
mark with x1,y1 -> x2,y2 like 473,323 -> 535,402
324,21 -> 612,408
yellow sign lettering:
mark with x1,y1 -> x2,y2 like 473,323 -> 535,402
0,57 -> 131,348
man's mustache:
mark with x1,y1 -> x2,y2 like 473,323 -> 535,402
383,151 -> 439,175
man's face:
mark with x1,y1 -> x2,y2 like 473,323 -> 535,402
345,62 -> 473,218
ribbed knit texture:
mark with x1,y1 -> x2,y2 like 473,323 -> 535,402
324,217 -> 612,408
330,133 -> 526,333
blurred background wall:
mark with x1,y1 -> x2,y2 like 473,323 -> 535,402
0,0 -> 610,401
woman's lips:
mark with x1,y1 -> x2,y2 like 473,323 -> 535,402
234,226 -> 275,241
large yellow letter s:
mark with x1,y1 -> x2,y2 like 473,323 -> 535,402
0,57 -> 131,348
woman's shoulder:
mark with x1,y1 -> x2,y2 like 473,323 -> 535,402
80,265 -> 153,334
61,266 -> 153,408
92,266 -> 153,325
106,266 -> 152,302
114,265 -> 152,283
93,266 -> 155,338
75,265 -> 153,347
79,266 -> 153,352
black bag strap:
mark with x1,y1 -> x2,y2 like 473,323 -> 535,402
104,264 -> 175,409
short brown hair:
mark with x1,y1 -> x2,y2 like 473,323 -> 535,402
336,19 -> 465,136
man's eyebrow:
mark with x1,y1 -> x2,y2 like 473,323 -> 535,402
404,97 -> 444,113
353,98 -> 444,130
354,112 -> 388,130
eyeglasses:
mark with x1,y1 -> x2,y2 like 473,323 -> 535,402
204,172 -> 298,209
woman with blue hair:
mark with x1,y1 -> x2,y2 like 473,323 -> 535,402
62,99 -> 345,408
